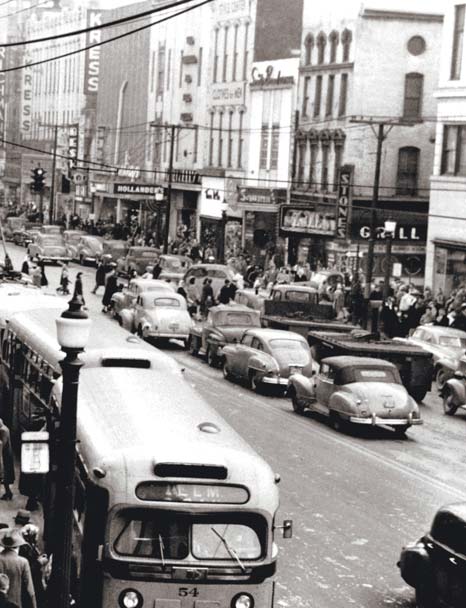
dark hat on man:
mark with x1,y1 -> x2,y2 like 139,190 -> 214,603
0,529 -> 25,548
14,509 -> 31,525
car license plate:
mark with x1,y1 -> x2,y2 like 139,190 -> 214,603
169,323 -> 179,330
289,366 -> 302,374
383,397 -> 394,408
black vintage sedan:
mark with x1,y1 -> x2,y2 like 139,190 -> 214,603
398,502 -> 466,608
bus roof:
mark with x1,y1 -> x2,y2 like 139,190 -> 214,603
7,308 -> 181,375
0,292 -> 67,328
53,366 -> 278,513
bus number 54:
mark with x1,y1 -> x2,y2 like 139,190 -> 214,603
178,587 -> 199,597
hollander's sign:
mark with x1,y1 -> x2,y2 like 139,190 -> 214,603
336,164 -> 354,240
211,82 -> 245,106
280,205 -> 336,237
113,183 -> 160,196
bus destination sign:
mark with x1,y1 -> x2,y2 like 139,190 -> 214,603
136,482 -> 249,504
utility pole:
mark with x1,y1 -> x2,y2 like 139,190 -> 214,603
50,124 -> 58,224
163,124 -> 177,254
349,117 -> 414,305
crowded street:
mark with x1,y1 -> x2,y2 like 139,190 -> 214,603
3,242 -> 466,608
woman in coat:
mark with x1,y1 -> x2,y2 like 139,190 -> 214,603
0,419 -> 14,501
91,262 -> 106,295
74,272 -> 85,305
102,269 -> 118,313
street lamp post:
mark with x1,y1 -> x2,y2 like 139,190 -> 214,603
48,292 -> 91,608
154,188 -> 164,248
383,219 -> 397,300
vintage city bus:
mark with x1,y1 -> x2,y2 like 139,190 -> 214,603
1,309 -> 287,608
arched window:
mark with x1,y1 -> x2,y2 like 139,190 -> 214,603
304,33 -> 314,65
397,147 -> 420,195
329,31 -> 339,63
403,73 -> 423,119
317,32 -> 326,64
341,28 -> 352,62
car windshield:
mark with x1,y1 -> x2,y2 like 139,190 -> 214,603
138,251 -> 157,258
439,336 -> 466,348
351,369 -> 399,383
269,339 -> 310,365
284,290 -> 313,302
42,236 -> 63,246
85,238 -> 102,250
113,510 -> 263,561
67,234 -> 82,243
162,258 -> 189,272
216,312 -> 259,327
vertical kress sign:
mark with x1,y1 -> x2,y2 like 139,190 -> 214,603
0,47 -> 5,150
336,165 -> 354,239
84,10 -> 102,107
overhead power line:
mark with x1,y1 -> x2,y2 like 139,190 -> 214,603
0,0 -> 206,47
0,0 -> 211,73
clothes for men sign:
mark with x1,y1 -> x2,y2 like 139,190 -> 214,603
336,164 -> 354,239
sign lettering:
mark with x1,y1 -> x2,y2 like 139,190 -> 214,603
250,65 -> 294,88
0,48 -> 5,150
237,187 -> 286,205
280,205 -> 336,236
68,125 -> 79,173
113,183 -> 161,195
205,188 -> 221,200
136,482 -> 249,504
211,82 -> 245,106
21,57 -> 33,135
84,11 -> 102,104
336,165 -> 354,239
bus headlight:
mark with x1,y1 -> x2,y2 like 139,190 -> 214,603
232,593 -> 254,608
118,589 -> 143,608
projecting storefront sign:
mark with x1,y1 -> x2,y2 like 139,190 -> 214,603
0,48 -> 5,150
237,187 -> 286,205
336,165 -> 354,239
113,183 -> 161,195
250,65 -> 294,88
84,10 -> 102,104
280,205 -> 336,237
21,55 -> 33,135
68,125 -> 79,173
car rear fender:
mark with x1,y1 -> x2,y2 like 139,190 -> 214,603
221,344 -> 237,359
119,309 -> 135,332
398,541 -> 432,588
442,377 -> 466,405
329,391 -> 356,418
248,353 -> 278,374
435,357 -> 458,374
288,373 -> 314,396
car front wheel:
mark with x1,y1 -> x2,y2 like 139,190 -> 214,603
329,411 -> 347,433
443,390 -> 458,416
435,367 -> 448,391
207,347 -> 218,368
289,387 -> 305,415
222,360 -> 232,380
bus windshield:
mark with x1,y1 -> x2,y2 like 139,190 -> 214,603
112,510 -> 263,561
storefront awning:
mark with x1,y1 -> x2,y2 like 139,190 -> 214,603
433,238 -> 466,252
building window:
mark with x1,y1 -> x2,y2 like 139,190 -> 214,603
341,28 -> 352,62
213,28 -> 219,83
222,26 -> 229,82
243,22 -> 249,81
403,73 -> 423,119
338,73 -> 348,116
179,51 -> 184,88
317,32 -> 326,64
232,24 -> 239,81
304,33 -> 314,65
302,76 -> 311,118
314,75 -> 322,117
321,144 -> 329,191
259,126 -> 269,170
270,125 -> 280,170
326,75 -> 335,117
157,44 -> 166,97
218,112 -> 224,167
238,110 -> 244,168
198,47 -> 203,86
451,5 -> 466,80
397,146 -> 420,195
193,124 -> 198,164
297,139 -> 306,185
227,111 -> 233,167
441,125 -> 466,175
329,30 -> 339,63
308,137 -> 318,188
407,35 -> 426,56
209,112 -> 214,166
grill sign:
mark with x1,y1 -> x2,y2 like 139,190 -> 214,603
336,165 -> 353,239
136,482 -> 249,504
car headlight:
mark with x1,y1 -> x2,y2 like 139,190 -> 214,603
118,589 -> 143,608
231,593 -> 254,608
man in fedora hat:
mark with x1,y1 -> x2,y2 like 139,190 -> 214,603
13,512 -> 30,529
0,573 -> 19,608
0,530 -> 36,608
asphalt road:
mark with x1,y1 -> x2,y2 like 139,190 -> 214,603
6,242 -> 466,608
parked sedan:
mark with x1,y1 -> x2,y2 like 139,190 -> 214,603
395,325 -> 466,389
159,254 -> 192,282
288,356 -> 422,435
398,502 -> 466,608
63,230 -> 86,259
112,278 -> 175,320
222,328 -> 313,393
183,263 -> 236,298
75,235 -> 103,265
188,304 -> 261,367
28,234 -> 70,264
133,292 -> 193,343
116,246 -> 160,276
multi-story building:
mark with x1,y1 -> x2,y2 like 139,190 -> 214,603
426,1 -> 466,293
290,3 -> 443,284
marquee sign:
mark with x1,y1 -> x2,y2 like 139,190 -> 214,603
280,205 -> 336,237
113,183 -> 161,196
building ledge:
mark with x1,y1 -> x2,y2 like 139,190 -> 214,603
433,238 -> 466,252
300,62 -> 353,74
361,9 -> 443,23
202,167 -> 226,178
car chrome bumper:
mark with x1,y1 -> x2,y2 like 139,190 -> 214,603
146,331 -> 189,340
261,376 -> 289,385
349,415 -> 423,426
41,256 -> 71,263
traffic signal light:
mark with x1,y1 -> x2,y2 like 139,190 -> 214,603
31,168 -> 46,193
